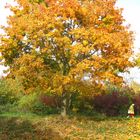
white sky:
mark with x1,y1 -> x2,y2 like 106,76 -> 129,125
0,0 -> 140,83
116,0 -> 140,83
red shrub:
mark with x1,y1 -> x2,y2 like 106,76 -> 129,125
40,95 -> 61,108
93,91 -> 130,116
133,95 -> 140,115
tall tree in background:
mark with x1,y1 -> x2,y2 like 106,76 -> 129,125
0,0 -> 134,116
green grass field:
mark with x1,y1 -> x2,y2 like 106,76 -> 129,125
0,113 -> 140,140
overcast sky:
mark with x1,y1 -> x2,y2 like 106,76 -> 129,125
116,0 -> 140,83
0,0 -> 140,83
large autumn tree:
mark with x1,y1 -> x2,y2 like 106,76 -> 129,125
0,0 -> 133,116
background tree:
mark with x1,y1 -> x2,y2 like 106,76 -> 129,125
0,0 -> 134,116
130,81 -> 140,94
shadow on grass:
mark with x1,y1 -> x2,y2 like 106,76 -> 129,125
0,116 -> 63,140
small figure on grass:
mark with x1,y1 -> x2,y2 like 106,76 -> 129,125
127,104 -> 135,118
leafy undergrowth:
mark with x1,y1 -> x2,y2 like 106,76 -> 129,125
0,113 -> 140,140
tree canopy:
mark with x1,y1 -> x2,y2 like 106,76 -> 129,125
0,0 -> 133,95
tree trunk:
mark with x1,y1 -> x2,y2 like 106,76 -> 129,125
61,92 -> 72,117
61,58 -> 70,117
61,96 -> 67,117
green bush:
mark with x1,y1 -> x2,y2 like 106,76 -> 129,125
0,78 -> 24,105
0,103 -> 16,113
32,101 -> 59,115
70,93 -> 93,114
18,93 -> 39,112
17,92 -> 59,115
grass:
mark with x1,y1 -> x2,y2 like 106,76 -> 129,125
0,112 -> 140,140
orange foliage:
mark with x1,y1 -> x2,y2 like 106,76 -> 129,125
0,0 -> 134,94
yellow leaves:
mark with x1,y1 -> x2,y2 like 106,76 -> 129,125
102,15 -> 114,24
53,74 -> 71,88
77,59 -> 90,70
9,54 -> 49,92
82,40 -> 88,46
33,35 -> 38,39
52,74 -> 72,95
0,0 -> 134,94
19,66 -> 26,73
